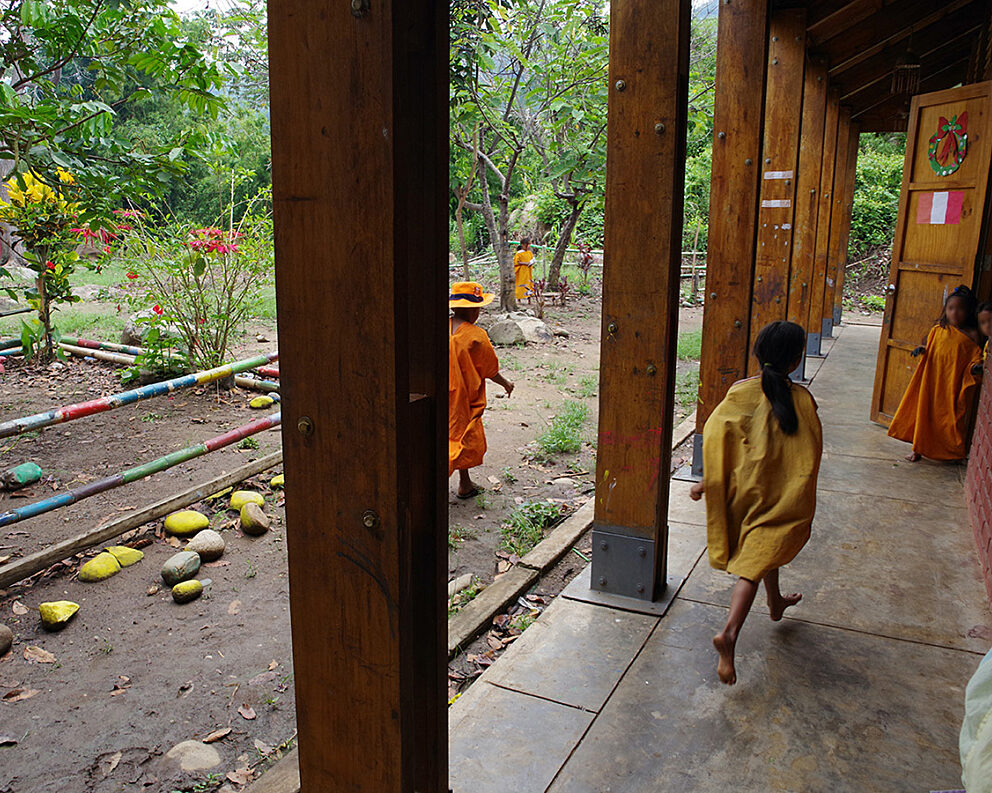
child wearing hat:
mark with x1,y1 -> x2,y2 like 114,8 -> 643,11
449,281 -> 514,498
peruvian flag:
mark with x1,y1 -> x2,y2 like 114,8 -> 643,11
916,191 -> 963,225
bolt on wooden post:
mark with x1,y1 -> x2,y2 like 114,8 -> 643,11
592,0 -> 690,601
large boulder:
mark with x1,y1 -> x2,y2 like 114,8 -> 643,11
487,319 -> 525,346
487,312 -> 554,346
508,195 -> 552,243
121,309 -> 183,347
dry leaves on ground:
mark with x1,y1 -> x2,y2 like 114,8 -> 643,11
3,688 -> 39,703
11,601 -> 27,616
23,646 -> 55,664
227,767 -> 253,786
203,727 -> 231,743
238,704 -> 256,720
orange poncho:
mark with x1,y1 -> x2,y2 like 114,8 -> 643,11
449,319 -> 499,476
514,250 -> 534,300
888,324 -> 983,460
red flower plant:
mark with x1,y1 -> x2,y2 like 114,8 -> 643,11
126,271 -> 139,280
70,227 -> 98,241
152,304 -> 164,316
45,261 -> 56,271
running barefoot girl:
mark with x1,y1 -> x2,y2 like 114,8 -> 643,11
888,285 -> 984,462
689,321 -> 822,685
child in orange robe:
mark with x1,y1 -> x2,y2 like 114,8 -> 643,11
513,238 -> 535,300
449,282 -> 514,498
888,285 -> 984,462
978,301 -> 991,366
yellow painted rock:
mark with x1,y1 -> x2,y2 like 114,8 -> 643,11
249,395 -> 274,409
171,579 -> 203,604
207,486 -> 233,501
106,546 -> 144,567
230,490 -> 264,510
39,601 -> 79,631
269,474 -> 284,488
240,502 -> 270,536
164,510 -> 209,537
78,552 -> 121,582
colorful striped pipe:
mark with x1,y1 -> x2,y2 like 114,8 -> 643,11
0,412 -> 281,528
0,338 -> 19,351
0,347 -> 22,357
258,365 -> 279,379
234,375 -> 280,393
60,336 -> 145,357
59,344 -> 136,366
0,351 -> 279,440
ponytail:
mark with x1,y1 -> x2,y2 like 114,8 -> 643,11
753,321 -> 806,435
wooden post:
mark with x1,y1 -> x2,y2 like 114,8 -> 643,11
692,0 -> 769,475
822,109 -> 852,340
592,0 -> 689,601
833,123 -> 861,327
748,9 -> 807,374
268,2 -> 447,791
807,90 -> 840,356
788,61 -> 828,372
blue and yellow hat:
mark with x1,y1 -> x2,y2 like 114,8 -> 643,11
449,281 -> 494,308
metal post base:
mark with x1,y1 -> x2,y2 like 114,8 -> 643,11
789,349 -> 808,383
821,316 -> 833,339
590,527 -> 660,601
832,306 -> 842,326
673,432 -> 703,482
806,331 -> 822,358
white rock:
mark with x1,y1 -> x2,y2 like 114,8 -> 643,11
185,529 -> 225,562
165,741 -> 221,772
552,477 -> 578,488
487,319 -> 525,346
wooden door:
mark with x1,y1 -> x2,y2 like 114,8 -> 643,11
871,82 -> 992,424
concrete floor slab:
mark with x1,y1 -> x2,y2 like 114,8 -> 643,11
817,451 -> 965,507
479,597 -> 658,712
679,492 -> 991,651
669,479 -> 707,526
820,419 -> 909,460
449,682 -> 593,793
547,598 -> 978,793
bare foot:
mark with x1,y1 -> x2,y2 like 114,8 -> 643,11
457,479 -> 482,498
769,592 -> 802,621
712,632 -> 737,685
905,452 -> 921,462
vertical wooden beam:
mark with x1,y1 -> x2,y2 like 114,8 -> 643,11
693,0 -> 769,474
807,90 -> 840,356
268,2 -> 447,791
832,123 -> 861,327
593,0 -> 690,601
748,9 -> 807,374
823,109 -> 853,338
788,61 -> 828,367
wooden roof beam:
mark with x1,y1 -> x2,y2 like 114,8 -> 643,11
807,0 -> 883,45
850,55 -> 971,120
824,0 -> 980,78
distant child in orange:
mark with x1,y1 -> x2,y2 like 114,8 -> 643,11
888,285 -> 984,462
978,301 -> 992,366
513,238 -> 535,300
449,282 -> 514,498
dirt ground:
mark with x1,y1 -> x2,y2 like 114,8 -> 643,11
0,279 -> 704,792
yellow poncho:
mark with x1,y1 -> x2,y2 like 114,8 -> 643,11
448,319 -> 499,476
703,377 -> 822,581
513,250 -> 534,300
887,324 -> 983,461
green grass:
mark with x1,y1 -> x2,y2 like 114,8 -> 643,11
574,374 -> 598,398
500,501 -> 565,556
448,524 -> 477,550
677,329 -> 703,361
511,613 -> 537,632
536,400 -> 589,458
239,437 -> 260,450
448,576 -> 484,617
538,361 -> 573,386
500,466 -> 517,484
859,294 -> 886,311
676,369 -> 700,414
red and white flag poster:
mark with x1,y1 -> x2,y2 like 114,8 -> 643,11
916,190 -> 964,225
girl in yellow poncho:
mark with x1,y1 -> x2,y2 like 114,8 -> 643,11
888,286 -> 984,462
690,321 -> 822,685
513,238 -> 534,300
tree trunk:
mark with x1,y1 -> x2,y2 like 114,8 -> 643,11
36,273 -> 53,362
455,193 -> 470,281
479,171 -> 515,312
548,199 -> 583,290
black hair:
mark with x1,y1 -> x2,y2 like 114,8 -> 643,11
938,284 -> 978,329
753,320 -> 806,435
518,237 -> 530,248
977,301 -> 992,316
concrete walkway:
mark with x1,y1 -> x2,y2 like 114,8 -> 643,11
449,323 -> 991,793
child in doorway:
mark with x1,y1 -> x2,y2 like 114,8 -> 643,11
689,321 -> 822,686
888,285 -> 984,462
513,238 -> 535,300
978,301 -> 992,366
449,281 -> 514,499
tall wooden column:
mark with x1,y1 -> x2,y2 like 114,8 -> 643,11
692,0 -> 769,475
592,0 -> 689,601
788,61 -> 828,370
832,123 -> 860,327
268,3 -> 447,791
807,90 -> 840,356
822,109 -> 852,340
747,9 -> 807,374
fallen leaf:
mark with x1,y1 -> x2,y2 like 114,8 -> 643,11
0,736 -> 17,747
146,585 -> 159,596
2,688 -> 39,702
165,536 -> 182,548
227,768 -> 253,785
204,560 -> 230,568
238,704 -> 256,720
0,555 -> 11,565
101,750 -> 122,777
487,476 -> 501,485
486,634 -> 503,650
11,601 -> 27,616
253,738 -> 272,755
248,670 -> 276,686
203,727 -> 231,743
267,660 -> 278,671
23,646 -> 55,664
227,600 -> 242,615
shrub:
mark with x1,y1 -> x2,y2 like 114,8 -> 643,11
537,401 -> 589,456
500,501 -> 566,556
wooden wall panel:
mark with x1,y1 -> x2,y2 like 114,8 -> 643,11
822,109 -> 853,336
807,91 -> 840,352
268,1 -> 447,790
833,123 -> 861,325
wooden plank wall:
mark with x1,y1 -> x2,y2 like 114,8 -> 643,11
748,9 -> 807,373
808,91 -> 840,353
822,109 -> 853,337
593,0 -> 690,598
695,0 -> 769,440
268,1 -> 447,790
833,123 -> 861,326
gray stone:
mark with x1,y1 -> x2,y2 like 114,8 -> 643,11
508,195 -> 552,242
551,477 -> 577,488
0,624 -> 12,656
240,502 -> 270,536
161,551 -> 201,586
165,740 -> 221,772
3,265 -> 36,285
121,309 -> 183,347
184,529 -> 225,562
515,315 -> 554,344
487,319 -> 525,346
